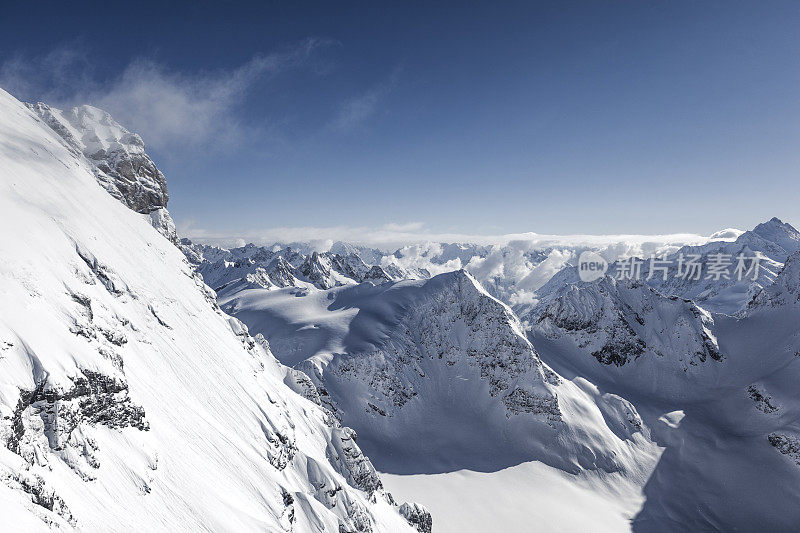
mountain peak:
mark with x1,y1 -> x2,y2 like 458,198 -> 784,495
27,101 -> 168,215
746,217 -> 800,256
752,217 -> 797,235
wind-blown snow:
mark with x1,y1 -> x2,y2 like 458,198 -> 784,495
0,89 -> 421,532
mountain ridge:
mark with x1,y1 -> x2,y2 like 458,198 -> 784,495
0,89 -> 425,532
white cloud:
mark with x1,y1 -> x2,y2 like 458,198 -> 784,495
0,41 -> 94,103
329,67 -> 401,132
180,220 -> 714,253
0,39 -> 329,151
381,221 -> 425,232
709,227 -> 745,241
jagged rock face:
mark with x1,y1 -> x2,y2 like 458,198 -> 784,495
1,90 -> 419,532
26,103 -> 168,214
300,252 -> 338,290
331,253 -> 372,283
6,369 -> 148,482
268,256 -> 299,287
398,503 -> 432,533
310,270 -> 561,423
536,277 -> 722,370
362,265 -> 392,284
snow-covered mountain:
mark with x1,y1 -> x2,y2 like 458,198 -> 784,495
181,240 -> 431,293
216,269 -> 657,477
26,101 -> 178,244
200,217 -> 800,531
535,277 -> 723,389
523,216 -> 800,322
183,232 -> 718,312
526,251 -> 800,530
621,217 -> 798,315
0,89 -> 426,532
7,83 -> 800,532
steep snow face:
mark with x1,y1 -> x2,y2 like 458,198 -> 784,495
0,90 -> 421,532
748,250 -> 800,310
218,270 -> 658,478
748,217 -> 800,258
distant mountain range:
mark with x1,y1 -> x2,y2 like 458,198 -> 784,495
4,89 -> 800,532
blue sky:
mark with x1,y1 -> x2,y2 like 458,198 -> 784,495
2,1 -> 799,242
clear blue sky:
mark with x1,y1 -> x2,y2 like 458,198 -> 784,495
2,1 -> 799,240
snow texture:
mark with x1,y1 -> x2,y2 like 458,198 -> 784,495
0,89 -> 422,532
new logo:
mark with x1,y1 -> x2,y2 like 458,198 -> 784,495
577,251 -> 608,282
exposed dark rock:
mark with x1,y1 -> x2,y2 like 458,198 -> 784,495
327,427 -> 382,497
502,387 -> 561,423
399,502 -> 432,533
749,385 -> 779,414
769,433 -> 800,465
26,103 -> 168,214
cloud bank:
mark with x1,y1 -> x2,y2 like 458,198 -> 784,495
178,219 -> 721,252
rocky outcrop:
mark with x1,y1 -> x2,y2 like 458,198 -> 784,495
326,427 -> 382,497
398,503 -> 432,533
5,369 -> 148,480
769,433 -> 800,465
748,385 -> 779,414
26,103 -> 168,214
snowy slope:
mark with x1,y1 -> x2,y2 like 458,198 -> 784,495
528,255 -> 800,530
26,101 -> 177,244
381,460 -> 646,533
205,225 -> 800,530
0,89 -> 423,532
217,270 -> 659,512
